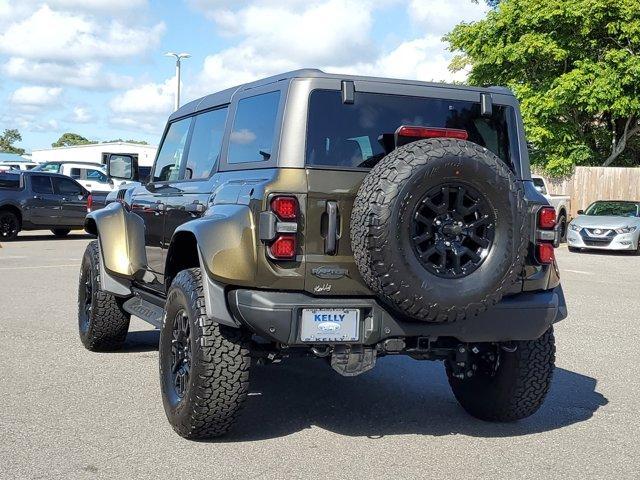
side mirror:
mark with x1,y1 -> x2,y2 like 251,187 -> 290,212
106,154 -> 138,181
577,209 -> 584,215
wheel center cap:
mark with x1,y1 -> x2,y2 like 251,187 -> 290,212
442,223 -> 462,238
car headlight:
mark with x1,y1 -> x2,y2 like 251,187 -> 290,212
569,223 -> 580,231
615,226 -> 637,234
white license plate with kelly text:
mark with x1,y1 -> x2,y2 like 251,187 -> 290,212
300,309 -> 360,342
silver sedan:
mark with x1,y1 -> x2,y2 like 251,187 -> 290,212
567,200 -> 640,253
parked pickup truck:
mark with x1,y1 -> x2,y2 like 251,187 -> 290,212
532,174 -> 571,241
0,170 -> 92,240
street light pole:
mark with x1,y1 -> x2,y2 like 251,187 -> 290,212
165,52 -> 191,111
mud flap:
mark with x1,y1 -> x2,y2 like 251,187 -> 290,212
330,346 -> 377,377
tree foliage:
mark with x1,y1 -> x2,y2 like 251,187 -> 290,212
447,0 -> 640,174
0,129 -> 25,155
52,132 -> 97,148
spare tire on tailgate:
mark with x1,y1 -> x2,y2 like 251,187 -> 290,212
351,138 -> 528,323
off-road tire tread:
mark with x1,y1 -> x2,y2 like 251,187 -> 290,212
162,268 -> 251,439
78,241 -> 130,351
447,327 -> 555,421
351,138 -> 528,323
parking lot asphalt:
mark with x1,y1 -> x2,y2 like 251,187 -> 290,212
1,231 -> 638,480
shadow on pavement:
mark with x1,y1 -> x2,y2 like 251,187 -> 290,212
227,357 -> 607,441
120,330 -> 160,353
116,330 -> 608,441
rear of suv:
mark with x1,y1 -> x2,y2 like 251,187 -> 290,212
79,69 -> 566,439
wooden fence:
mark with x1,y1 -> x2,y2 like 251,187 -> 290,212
541,167 -> 640,218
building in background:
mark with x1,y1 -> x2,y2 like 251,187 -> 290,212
31,142 -> 157,167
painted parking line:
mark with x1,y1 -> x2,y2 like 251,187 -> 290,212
0,264 -> 78,270
563,269 -> 594,275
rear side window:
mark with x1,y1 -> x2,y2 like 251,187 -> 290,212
183,107 -> 228,179
228,91 -> 280,164
31,175 -> 53,194
306,90 -> 511,169
70,168 -> 81,179
153,117 -> 191,182
0,173 -> 20,189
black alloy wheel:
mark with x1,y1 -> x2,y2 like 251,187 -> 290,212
411,183 -> 495,278
79,271 -> 93,335
170,310 -> 192,401
0,211 -> 19,240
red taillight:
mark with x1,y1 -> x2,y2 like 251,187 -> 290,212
86,194 -> 93,213
271,196 -> 298,220
537,243 -> 555,264
538,206 -> 556,229
396,126 -> 469,140
270,235 -> 296,259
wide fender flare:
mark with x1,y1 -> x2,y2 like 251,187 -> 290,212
84,202 -> 147,278
173,204 -> 257,285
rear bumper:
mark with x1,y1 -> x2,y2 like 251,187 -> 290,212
227,287 -> 567,345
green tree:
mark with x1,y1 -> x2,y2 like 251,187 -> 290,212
0,129 -> 25,155
447,0 -> 640,174
52,132 -> 97,148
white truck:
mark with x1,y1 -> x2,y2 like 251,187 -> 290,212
532,174 -> 571,241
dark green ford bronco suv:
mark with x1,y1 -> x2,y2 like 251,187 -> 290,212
79,69 -> 566,439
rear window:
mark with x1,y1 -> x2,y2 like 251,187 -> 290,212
306,90 -> 511,169
0,173 -> 21,189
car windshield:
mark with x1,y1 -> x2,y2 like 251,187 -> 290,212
306,90 -> 512,169
584,201 -> 639,217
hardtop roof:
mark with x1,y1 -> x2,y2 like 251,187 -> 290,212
169,69 -> 513,121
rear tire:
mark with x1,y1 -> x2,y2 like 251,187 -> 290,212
0,210 -> 20,241
159,268 -> 252,439
446,327 -> 555,422
557,213 -> 567,243
78,241 -> 130,351
51,228 -> 71,237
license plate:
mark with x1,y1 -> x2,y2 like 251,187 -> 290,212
300,308 -> 360,342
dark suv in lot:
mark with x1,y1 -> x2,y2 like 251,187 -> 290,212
79,69 -> 566,439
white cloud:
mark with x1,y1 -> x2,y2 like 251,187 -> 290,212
3,58 -> 131,90
0,5 -> 165,63
69,106 -> 94,124
10,86 -> 62,107
408,0 -> 489,36
230,129 -> 257,145
109,76 -> 176,134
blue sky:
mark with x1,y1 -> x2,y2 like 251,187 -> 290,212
0,0 -> 488,152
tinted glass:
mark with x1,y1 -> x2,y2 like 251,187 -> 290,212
153,117 -> 191,182
0,173 -> 20,189
31,175 -> 53,194
70,168 -> 81,179
585,201 -> 639,217
306,90 -> 511,169
183,107 -> 228,179
36,163 -> 60,173
54,177 -> 83,196
228,91 -> 280,164
86,168 -> 108,182
139,166 -> 151,184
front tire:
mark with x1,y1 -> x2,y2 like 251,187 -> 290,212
0,210 -> 20,241
447,327 -> 555,422
78,241 -> 130,350
159,268 -> 252,439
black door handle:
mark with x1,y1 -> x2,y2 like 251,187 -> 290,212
325,201 -> 338,255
